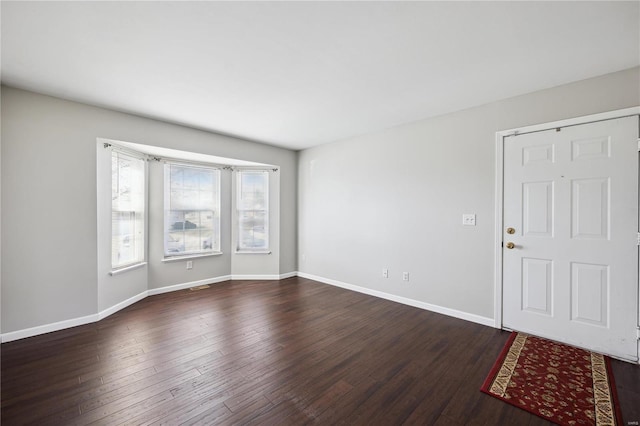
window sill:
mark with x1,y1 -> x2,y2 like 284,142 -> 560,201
235,250 -> 272,255
162,252 -> 223,263
110,262 -> 147,276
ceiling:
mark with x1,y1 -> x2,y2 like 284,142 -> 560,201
2,1 -> 638,151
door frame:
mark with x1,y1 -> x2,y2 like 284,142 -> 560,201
494,107 -> 640,359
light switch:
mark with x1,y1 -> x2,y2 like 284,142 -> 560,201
462,214 -> 476,226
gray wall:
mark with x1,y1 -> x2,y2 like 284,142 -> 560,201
298,67 -> 640,320
2,67 -> 639,335
1,86 -> 298,333
0,86 -> 3,335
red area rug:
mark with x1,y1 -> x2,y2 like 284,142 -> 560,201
481,332 -> 623,425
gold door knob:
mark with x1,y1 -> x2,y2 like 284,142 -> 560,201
506,227 -> 515,234
505,242 -> 515,249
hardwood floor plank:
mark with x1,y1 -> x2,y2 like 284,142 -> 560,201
175,402 -> 232,426
402,377 -> 463,425
241,399 -> 315,425
223,395 -> 274,424
78,367 -> 201,414
1,375 -> 103,423
2,277 -> 638,425
611,359 -> 640,424
302,378 -> 354,420
78,390 -> 175,426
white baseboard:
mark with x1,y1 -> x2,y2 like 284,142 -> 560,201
147,275 -> 232,296
1,313 -> 100,343
98,291 -> 148,320
6,270 -> 490,344
1,273 -> 301,343
279,271 -> 298,279
297,272 -> 495,328
230,274 -> 281,280
227,273 -> 298,280
2,291 -> 151,342
2,275 -> 228,343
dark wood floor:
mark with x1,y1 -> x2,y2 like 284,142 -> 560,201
1,277 -> 639,425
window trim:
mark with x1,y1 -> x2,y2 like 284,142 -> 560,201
110,149 -> 147,272
161,251 -> 223,263
234,250 -> 271,255
110,262 -> 147,276
236,169 -> 270,253
163,161 -> 221,259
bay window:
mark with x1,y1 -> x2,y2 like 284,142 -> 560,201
237,170 -> 269,252
111,151 -> 145,269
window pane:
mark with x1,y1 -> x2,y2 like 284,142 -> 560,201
237,171 -> 269,251
200,211 -> 214,230
199,171 -> 214,190
184,230 -> 202,252
112,151 -> 145,269
164,163 -> 220,256
170,166 -> 184,189
167,231 -> 184,254
239,211 -> 267,249
198,190 -> 214,210
112,211 -> 133,266
168,210 -> 185,230
184,211 -> 200,229
183,168 -> 199,189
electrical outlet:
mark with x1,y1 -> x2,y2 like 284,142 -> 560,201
403,272 -> 409,281
382,268 -> 389,278
186,261 -> 193,270
462,213 -> 476,226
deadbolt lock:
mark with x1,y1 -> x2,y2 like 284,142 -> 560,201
506,227 -> 515,234
505,242 -> 515,249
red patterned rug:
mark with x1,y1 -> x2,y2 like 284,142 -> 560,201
481,332 -> 623,425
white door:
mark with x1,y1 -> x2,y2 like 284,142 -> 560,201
502,116 -> 639,361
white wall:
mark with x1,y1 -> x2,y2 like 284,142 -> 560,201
298,67 -> 640,321
1,86 -> 297,334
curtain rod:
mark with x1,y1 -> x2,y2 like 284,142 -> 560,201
104,142 -> 279,171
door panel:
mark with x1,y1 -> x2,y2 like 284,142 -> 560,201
571,178 -> 609,239
523,181 -> 554,236
522,257 -> 553,316
570,262 -> 608,327
503,116 -> 638,361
